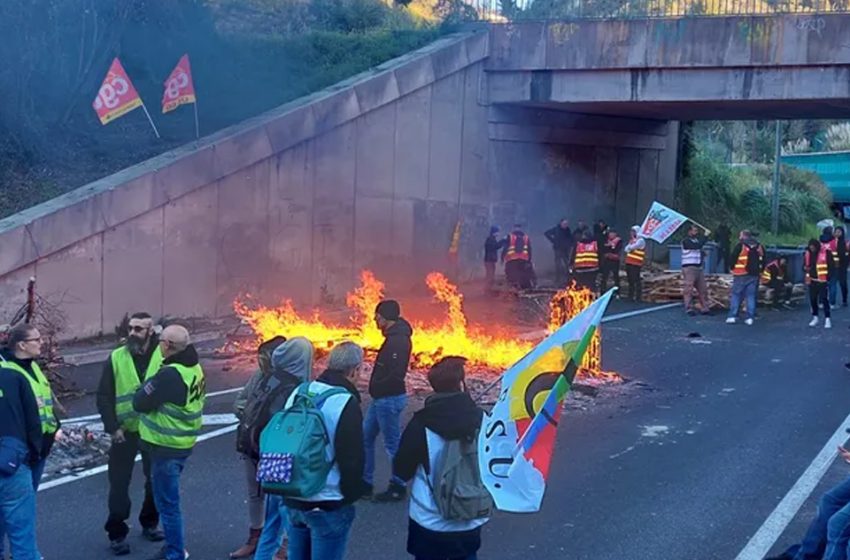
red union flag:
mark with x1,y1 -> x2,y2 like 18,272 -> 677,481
92,58 -> 143,125
162,54 -> 196,114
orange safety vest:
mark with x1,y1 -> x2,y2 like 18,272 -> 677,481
625,243 -> 645,267
732,244 -> 762,276
505,233 -> 530,262
574,241 -> 599,271
805,248 -> 829,282
760,260 -> 782,284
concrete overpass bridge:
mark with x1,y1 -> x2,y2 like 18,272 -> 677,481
2,13 -> 849,335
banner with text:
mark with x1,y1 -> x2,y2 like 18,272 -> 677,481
162,54 -> 196,114
92,58 -> 143,125
638,201 -> 689,243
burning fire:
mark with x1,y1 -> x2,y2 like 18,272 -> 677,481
235,272 -> 615,378
235,271 -> 532,370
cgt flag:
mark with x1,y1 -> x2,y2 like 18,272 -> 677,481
478,288 -> 615,513
638,201 -> 689,243
162,54 -> 196,114
92,58 -> 143,125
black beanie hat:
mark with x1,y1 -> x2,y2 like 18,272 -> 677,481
375,300 -> 401,321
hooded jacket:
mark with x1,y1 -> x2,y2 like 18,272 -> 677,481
369,318 -> 413,399
394,391 -> 486,558
133,344 -> 200,458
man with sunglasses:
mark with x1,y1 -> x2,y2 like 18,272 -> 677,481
97,312 -> 166,555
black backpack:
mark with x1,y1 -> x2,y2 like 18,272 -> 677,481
236,371 -> 300,460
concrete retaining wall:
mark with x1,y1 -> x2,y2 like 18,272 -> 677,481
0,33 -> 494,337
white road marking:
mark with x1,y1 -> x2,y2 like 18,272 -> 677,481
63,386 -> 243,424
38,424 -> 238,492
518,302 -> 680,340
734,411 -> 850,560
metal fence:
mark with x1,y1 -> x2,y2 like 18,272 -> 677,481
461,0 -> 850,22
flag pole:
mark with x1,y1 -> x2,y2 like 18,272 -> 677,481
193,100 -> 200,140
140,103 -> 161,139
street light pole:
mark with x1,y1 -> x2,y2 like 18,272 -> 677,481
771,120 -> 781,236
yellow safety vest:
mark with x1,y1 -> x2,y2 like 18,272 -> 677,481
1,359 -> 57,433
111,345 -> 164,432
139,363 -> 206,450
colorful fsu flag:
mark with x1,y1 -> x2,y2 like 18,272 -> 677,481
162,54 -> 196,114
478,288 -> 615,513
92,58 -> 143,125
638,201 -> 689,243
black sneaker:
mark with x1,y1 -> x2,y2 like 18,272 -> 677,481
374,483 -> 406,503
110,538 -> 130,556
142,527 -> 166,542
845,362 -> 850,371
361,482 -> 374,501
687,309 -> 696,317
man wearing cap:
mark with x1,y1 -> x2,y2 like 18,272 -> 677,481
366,300 -> 413,503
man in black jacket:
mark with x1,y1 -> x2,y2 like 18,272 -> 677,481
97,312 -> 164,555
0,355 -> 43,560
394,357 -> 488,560
545,219 -> 573,285
367,300 -> 413,503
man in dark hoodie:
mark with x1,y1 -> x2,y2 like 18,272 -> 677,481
133,325 -> 206,560
367,300 -> 413,502
97,312 -> 164,555
394,357 -> 488,560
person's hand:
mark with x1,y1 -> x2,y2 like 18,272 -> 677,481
53,428 -> 64,442
839,445 -> 850,464
112,428 -> 126,444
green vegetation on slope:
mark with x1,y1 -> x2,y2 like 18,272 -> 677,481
0,0 -> 444,219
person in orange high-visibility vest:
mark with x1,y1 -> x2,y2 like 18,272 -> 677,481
501,224 -> 534,290
804,238 -> 833,328
761,256 -> 792,309
573,231 -> 599,293
726,229 -> 765,326
624,226 -> 646,302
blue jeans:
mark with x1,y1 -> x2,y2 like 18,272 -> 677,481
0,465 -> 39,560
728,275 -> 758,320
151,456 -> 187,560
254,494 -> 289,560
794,474 -> 850,560
363,394 -> 407,486
829,276 -> 839,305
287,505 -> 355,560
0,458 -> 44,557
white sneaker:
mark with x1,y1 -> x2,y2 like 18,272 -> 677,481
809,317 -> 819,327
725,317 -> 736,324
825,318 -> 832,329
744,318 -> 754,326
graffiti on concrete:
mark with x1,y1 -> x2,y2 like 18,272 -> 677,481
550,22 -> 580,45
796,16 -> 826,36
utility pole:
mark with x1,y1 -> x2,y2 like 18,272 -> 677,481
771,120 -> 781,235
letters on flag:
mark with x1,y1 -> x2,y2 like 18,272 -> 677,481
92,58 -> 143,125
478,289 -> 615,513
162,54 -> 196,114
638,201 -> 689,243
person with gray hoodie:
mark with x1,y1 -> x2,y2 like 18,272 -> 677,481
252,337 -> 315,560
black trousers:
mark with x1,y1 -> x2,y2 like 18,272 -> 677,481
767,279 -> 793,305
553,250 -> 570,286
104,431 -> 159,541
809,282 -> 831,318
600,260 -> 621,293
573,270 -> 598,293
626,264 -> 642,301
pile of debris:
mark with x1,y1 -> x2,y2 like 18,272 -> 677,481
45,425 -> 112,477
641,271 -> 806,307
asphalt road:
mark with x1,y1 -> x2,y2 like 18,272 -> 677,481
31,303 -> 850,560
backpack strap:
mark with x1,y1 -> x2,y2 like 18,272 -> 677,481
296,384 -> 350,409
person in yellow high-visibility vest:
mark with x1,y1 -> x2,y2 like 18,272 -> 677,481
97,312 -> 165,555
133,324 -> 206,560
0,323 -> 61,560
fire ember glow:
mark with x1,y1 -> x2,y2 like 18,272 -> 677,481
235,272 -> 615,378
